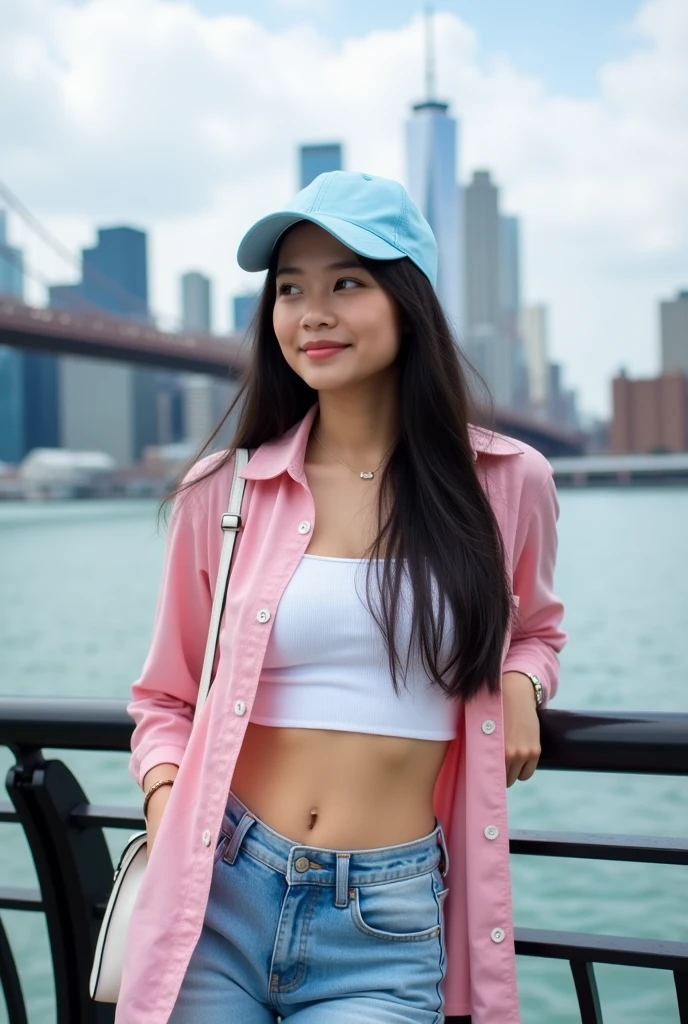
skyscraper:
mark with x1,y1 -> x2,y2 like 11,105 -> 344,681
404,8 -> 462,332
0,210 -> 23,297
181,272 -> 212,332
233,293 -> 259,332
299,144 -> 343,190
498,215 -> 529,410
661,290 -> 688,376
54,226 -> 184,463
519,304 -> 550,416
181,272 -> 215,446
55,227 -> 151,465
0,211 -> 61,463
406,103 -> 461,331
0,210 -> 26,463
463,170 -> 514,404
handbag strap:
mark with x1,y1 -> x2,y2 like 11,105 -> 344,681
193,447 -> 250,723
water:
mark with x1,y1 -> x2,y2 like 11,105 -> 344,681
1,489 -> 687,1024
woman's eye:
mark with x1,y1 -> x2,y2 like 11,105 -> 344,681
278,283 -> 300,296
335,278 -> 361,290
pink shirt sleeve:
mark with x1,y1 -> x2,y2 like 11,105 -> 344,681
127,463 -> 221,789
502,463 -> 567,706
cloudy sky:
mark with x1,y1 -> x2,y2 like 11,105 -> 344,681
2,0 -> 687,418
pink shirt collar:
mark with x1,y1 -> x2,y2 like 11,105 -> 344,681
239,402 -> 523,482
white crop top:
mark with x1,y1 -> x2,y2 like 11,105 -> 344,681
250,554 -> 459,740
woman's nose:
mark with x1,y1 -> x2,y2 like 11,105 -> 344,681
301,303 -> 337,330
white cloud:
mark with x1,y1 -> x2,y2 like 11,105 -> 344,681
2,0 -> 686,416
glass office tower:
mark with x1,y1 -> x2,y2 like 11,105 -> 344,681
405,101 -> 462,334
299,144 -> 343,189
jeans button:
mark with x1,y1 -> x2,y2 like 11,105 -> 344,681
295,856 -> 310,872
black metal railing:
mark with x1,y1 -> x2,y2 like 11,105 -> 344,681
1,698 -> 687,1024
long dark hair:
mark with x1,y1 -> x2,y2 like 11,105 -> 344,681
163,248 -> 513,702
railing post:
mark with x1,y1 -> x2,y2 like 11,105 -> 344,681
6,750 -> 115,1023
570,960 -> 603,1023
0,915 -> 28,1024
675,969 -> 688,1023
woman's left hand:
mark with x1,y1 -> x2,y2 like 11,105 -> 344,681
501,671 -> 541,787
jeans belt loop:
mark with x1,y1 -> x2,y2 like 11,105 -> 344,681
224,812 -> 255,865
335,853 -> 350,908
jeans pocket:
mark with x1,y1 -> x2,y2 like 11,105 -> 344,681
350,871 -> 443,942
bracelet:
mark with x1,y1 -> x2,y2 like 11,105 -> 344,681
522,672 -> 544,708
143,779 -> 175,820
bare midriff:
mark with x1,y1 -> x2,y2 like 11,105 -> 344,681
229,441 -> 452,850
230,723 -> 451,850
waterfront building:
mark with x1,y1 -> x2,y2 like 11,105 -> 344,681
54,226 -> 183,465
0,210 -> 25,464
611,370 -> 688,454
181,271 -> 215,446
299,143 -> 343,190
0,209 -> 23,297
181,272 -> 212,333
233,293 -> 259,332
406,101 -> 462,332
498,215 -> 529,410
405,8 -> 462,333
0,211 -> 61,463
661,290 -> 688,376
547,362 -> 580,431
463,170 -> 514,404
520,304 -> 550,418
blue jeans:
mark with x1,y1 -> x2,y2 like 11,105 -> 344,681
169,789 -> 456,1023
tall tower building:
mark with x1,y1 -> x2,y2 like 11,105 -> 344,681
299,144 -> 343,190
405,8 -> 462,332
54,226 -> 185,464
0,211 -> 61,462
519,304 -> 550,417
181,271 -> 216,446
661,290 -> 688,376
233,294 -> 259,332
181,272 -> 211,332
463,170 -> 513,404
0,209 -> 23,297
55,227 -> 148,465
498,215 -> 528,410
0,210 -> 27,464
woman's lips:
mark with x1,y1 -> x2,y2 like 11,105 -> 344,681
303,345 -> 350,359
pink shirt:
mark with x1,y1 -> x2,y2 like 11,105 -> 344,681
117,401 -> 566,1024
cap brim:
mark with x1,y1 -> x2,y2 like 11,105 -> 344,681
237,211 -> 406,272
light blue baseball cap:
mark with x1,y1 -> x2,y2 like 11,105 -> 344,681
237,171 -> 438,288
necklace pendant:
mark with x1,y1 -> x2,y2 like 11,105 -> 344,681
360,471 -> 374,480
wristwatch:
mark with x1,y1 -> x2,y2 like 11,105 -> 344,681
523,672 -> 543,708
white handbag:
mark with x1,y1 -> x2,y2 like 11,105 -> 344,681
89,448 -> 250,1003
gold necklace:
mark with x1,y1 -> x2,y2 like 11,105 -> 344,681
312,430 -> 395,480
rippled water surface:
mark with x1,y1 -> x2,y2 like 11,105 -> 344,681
1,489 -> 687,1024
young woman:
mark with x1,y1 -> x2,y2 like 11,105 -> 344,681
116,171 -> 566,1024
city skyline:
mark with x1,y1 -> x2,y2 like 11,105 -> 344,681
2,0 -> 687,419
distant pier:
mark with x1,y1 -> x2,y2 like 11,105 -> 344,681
550,452 -> 688,487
